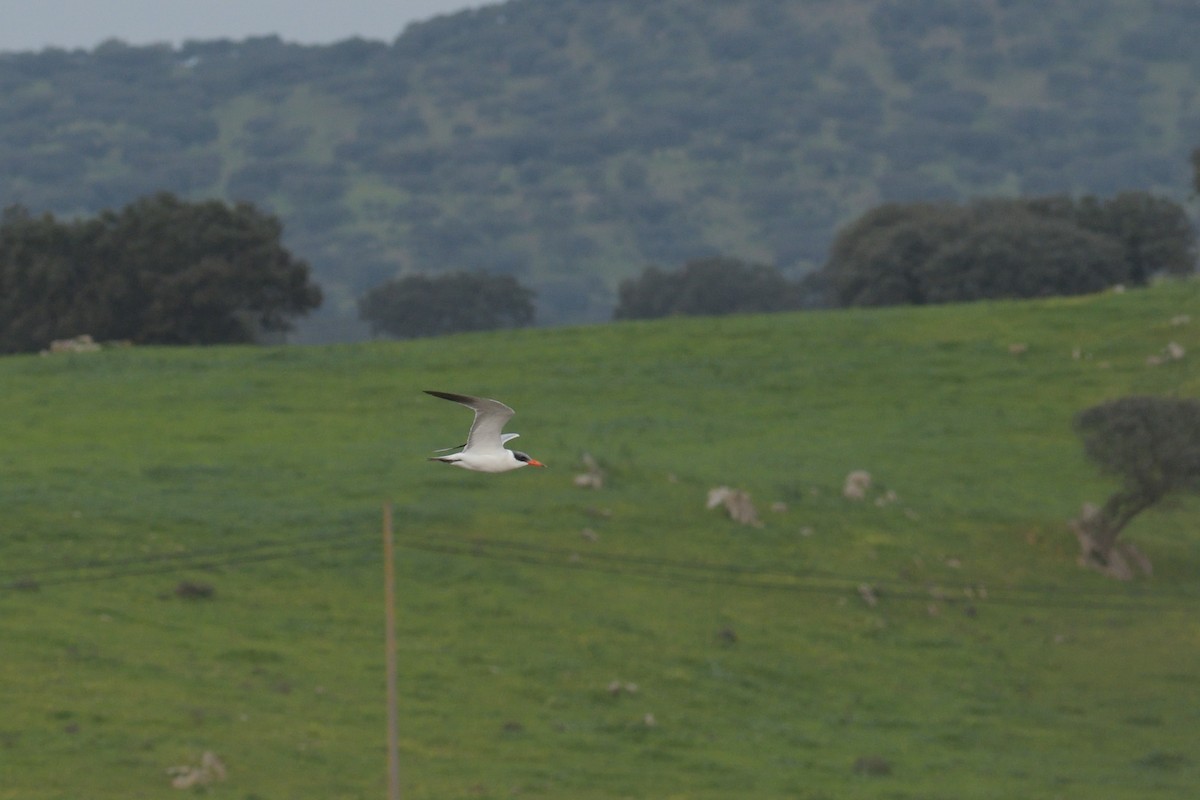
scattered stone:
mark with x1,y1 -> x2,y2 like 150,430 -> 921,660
573,453 -> 605,489
174,581 -> 215,600
857,583 -> 879,608
1008,342 -> 1028,355
842,470 -> 871,500
706,486 -> 763,527
1148,341 -> 1186,366
852,755 -> 892,776
607,680 -> 639,696
168,751 -> 226,789
874,489 -> 899,507
42,334 -> 101,355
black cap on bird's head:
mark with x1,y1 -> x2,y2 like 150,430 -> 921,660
513,450 -> 546,468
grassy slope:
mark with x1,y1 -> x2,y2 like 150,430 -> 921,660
1,282 -> 1198,799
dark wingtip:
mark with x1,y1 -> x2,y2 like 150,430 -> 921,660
425,390 -> 474,404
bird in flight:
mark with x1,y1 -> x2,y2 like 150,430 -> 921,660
425,390 -> 546,473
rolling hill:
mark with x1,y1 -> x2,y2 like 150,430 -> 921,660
1,280 -> 1198,798
2,0 -> 1200,337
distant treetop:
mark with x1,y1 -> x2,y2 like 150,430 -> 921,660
821,192 -> 1196,308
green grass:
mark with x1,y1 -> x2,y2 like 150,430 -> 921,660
1,281 -> 1199,799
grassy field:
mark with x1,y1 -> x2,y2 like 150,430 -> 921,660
1,281 -> 1198,799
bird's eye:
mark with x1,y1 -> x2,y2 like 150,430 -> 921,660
514,452 -> 529,462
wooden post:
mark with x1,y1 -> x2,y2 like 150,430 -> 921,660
383,502 -> 401,800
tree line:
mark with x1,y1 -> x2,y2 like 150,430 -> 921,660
1,183 -> 1193,352
356,186 -> 1195,335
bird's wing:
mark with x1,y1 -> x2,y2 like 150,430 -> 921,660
430,434 -> 515,454
425,391 -> 516,454
465,399 -> 516,453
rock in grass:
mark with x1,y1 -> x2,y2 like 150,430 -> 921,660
174,581 -> 215,600
852,755 -> 892,776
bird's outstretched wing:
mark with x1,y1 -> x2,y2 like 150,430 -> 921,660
425,391 -> 516,454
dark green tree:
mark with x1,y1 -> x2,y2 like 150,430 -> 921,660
358,271 -> 535,338
1025,192 -> 1196,282
1073,396 -> 1200,572
0,207 -> 95,353
0,193 -> 321,353
613,256 -> 801,320
920,213 -> 1126,302
823,203 -> 969,307
1089,192 -> 1196,282
95,193 -> 322,344
823,192 -> 1195,308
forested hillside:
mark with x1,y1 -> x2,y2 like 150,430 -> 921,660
3,0 -> 1200,338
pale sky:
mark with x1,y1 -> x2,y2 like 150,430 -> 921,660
0,1 -> 501,53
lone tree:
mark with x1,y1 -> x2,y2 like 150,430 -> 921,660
358,271 -> 535,338
1072,396 -> 1200,577
0,193 -> 321,352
